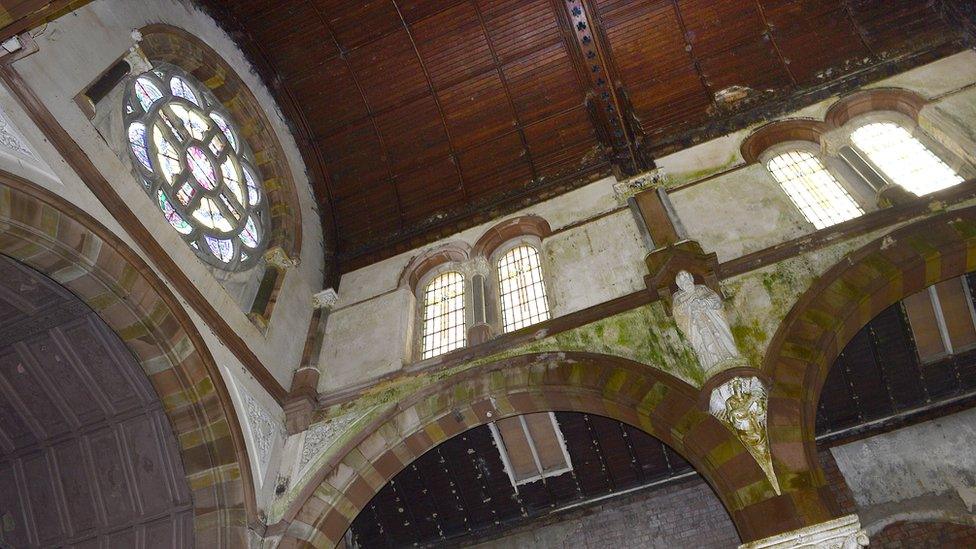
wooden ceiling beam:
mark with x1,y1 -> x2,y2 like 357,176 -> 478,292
0,0 -> 90,43
552,0 -> 650,178
390,0 -> 472,210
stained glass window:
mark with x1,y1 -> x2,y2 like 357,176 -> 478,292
497,245 -> 551,332
767,151 -> 863,229
124,63 -> 268,270
421,272 -> 466,359
850,122 -> 963,196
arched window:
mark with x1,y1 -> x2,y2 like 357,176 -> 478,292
497,245 -> 550,332
124,63 -> 269,270
850,122 -> 963,196
421,271 -> 466,359
766,150 -> 863,229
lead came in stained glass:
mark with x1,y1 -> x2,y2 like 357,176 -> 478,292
157,190 -> 193,234
125,63 -> 268,268
186,146 -> 217,190
128,123 -> 151,170
170,76 -> 198,105
134,78 -> 163,111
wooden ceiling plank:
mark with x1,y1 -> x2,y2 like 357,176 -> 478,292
470,0 -> 541,186
308,0 -> 404,233
391,0 -> 471,207
752,0 -> 798,88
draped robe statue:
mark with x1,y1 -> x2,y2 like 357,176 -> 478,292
671,270 -> 740,376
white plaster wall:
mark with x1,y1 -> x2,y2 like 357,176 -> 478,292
831,406 -> 976,514
8,0 -> 326,388
320,288 -> 415,390
319,175 -> 650,392
669,164 -> 813,263
545,210 -> 647,316
335,175 -> 624,309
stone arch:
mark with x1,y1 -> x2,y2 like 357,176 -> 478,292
272,351 -> 793,547
0,172 -> 255,546
740,119 -> 829,164
762,205 -> 976,506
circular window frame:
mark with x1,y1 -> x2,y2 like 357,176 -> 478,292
123,62 -> 270,271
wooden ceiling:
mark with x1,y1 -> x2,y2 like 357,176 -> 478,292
197,1 -> 964,272
0,256 -> 193,547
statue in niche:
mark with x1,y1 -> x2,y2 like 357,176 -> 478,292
672,270 -> 741,376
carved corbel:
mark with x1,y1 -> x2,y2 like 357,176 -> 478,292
264,246 -> 299,270
708,376 -> 780,495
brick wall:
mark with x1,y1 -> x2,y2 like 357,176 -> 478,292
873,521 -> 976,548
468,476 -> 741,549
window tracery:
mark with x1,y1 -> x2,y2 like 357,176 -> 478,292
124,63 -> 268,270
497,245 -> 550,332
850,122 -> 963,196
421,271 -> 466,359
766,150 -> 863,229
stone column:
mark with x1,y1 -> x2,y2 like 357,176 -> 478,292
283,288 -> 337,434
468,258 -> 494,345
739,514 -> 869,549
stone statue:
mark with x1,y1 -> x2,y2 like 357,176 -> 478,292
709,376 -> 780,495
672,270 -> 740,376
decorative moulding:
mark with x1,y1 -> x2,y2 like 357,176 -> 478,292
739,514 -> 869,549
0,105 -> 36,159
709,376 -> 780,495
613,168 -> 666,201
240,386 -> 285,486
298,408 -> 371,476
264,246 -> 299,269
311,288 -> 338,310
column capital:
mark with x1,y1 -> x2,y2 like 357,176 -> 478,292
312,288 -> 338,310
739,515 -> 869,549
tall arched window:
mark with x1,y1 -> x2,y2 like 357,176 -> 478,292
497,245 -> 550,332
766,150 -> 863,229
421,271 -> 466,359
124,63 -> 269,270
850,122 -> 963,196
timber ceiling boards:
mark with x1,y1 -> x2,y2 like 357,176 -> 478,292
198,0 -> 963,272
0,256 -> 193,547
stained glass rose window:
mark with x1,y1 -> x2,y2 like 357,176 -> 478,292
124,63 -> 268,270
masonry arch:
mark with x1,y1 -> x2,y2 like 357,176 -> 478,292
762,204 -> 976,504
0,172 -> 255,546
273,351 -> 795,547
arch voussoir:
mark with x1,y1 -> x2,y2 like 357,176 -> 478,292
276,352 -> 784,547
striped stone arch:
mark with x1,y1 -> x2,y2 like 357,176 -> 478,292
762,204 -> 976,511
272,351 -> 801,548
0,173 -> 255,546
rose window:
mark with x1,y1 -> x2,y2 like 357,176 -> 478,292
124,63 -> 268,270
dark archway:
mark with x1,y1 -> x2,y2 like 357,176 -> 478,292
272,352 -> 778,547
0,256 -> 193,547
762,204 -> 976,527
0,173 -> 254,546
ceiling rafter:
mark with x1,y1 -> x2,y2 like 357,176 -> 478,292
390,0 -> 472,206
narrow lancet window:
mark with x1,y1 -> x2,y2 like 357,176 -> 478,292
850,122 -> 963,196
497,245 -> 550,332
767,150 -> 863,229
421,272 -> 466,359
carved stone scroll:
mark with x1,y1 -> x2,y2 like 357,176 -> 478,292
738,514 -> 869,549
